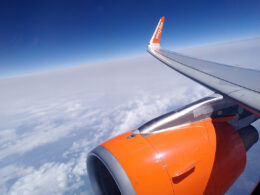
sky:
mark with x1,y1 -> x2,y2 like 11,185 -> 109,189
0,1 -> 259,194
0,38 -> 259,194
1,0 -> 260,77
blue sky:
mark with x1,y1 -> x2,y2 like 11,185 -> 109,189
1,0 -> 260,77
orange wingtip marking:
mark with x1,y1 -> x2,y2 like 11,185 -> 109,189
152,16 -> 165,44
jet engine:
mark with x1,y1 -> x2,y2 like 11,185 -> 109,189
87,94 -> 259,195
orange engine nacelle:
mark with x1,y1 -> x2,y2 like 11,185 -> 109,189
87,95 -> 258,195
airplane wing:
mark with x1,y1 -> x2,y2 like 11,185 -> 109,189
147,16 -> 260,117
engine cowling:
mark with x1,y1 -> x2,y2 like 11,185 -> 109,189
87,94 -> 259,195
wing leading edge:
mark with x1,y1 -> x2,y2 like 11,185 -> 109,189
147,17 -> 260,117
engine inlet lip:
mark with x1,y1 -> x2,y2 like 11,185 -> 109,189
87,145 -> 136,195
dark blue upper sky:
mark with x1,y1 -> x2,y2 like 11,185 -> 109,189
1,0 -> 260,77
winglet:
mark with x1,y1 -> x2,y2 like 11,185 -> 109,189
148,16 -> 165,49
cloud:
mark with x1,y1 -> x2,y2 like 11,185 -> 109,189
4,150 -> 88,194
9,162 -> 74,195
0,83 -> 209,194
0,165 -> 34,194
